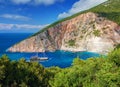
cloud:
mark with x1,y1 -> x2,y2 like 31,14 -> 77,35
15,24 -> 48,29
0,23 -> 14,30
58,0 -> 107,19
11,0 -> 31,4
11,0 -> 63,5
0,23 -> 48,30
0,14 -> 31,21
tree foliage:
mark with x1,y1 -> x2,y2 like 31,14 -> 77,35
0,55 -> 51,87
0,48 -> 120,87
50,48 -> 120,87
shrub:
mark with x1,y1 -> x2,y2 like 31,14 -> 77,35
108,48 -> 120,66
93,30 -> 101,36
68,39 -> 75,47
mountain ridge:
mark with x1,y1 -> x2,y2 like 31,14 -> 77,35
8,0 -> 120,54
33,0 -> 120,36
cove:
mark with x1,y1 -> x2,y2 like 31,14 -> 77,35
0,50 -> 100,68
0,33 -> 100,68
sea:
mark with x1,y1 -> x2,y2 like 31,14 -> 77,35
0,33 -> 100,68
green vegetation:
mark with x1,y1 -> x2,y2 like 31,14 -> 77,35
90,0 -> 120,25
115,44 -> 120,49
67,39 -> 75,47
1,1 -> 120,86
0,47 -> 120,87
32,0 -> 120,36
0,55 -> 52,87
81,29 -> 87,33
50,48 -> 120,87
80,35 -> 83,39
93,30 -> 101,36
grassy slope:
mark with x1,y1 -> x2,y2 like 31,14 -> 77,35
33,0 -> 120,36
91,0 -> 120,25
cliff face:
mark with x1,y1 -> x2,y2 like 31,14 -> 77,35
8,12 -> 120,54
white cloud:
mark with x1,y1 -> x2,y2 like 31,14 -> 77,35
15,24 -> 48,29
58,0 -> 107,19
35,0 -> 55,5
11,0 -> 63,5
0,14 -> 31,21
0,23 -> 48,30
0,23 -> 14,30
11,0 -> 31,4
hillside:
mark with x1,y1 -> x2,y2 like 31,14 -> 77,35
90,0 -> 120,25
8,0 -> 120,54
33,0 -> 120,35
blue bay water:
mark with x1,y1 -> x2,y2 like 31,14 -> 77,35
0,33 -> 100,68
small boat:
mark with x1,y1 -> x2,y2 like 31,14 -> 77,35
30,56 -> 48,62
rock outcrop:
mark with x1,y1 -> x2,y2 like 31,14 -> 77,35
8,12 -> 120,54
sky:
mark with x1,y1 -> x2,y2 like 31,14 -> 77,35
0,0 -> 107,33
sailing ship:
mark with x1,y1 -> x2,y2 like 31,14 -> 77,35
30,39 -> 48,62
30,53 -> 48,62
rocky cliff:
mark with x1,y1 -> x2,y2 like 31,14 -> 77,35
8,12 -> 120,54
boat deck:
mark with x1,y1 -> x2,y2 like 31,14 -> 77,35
30,56 -> 48,62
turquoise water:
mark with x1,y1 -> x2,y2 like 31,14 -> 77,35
0,33 -> 100,68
